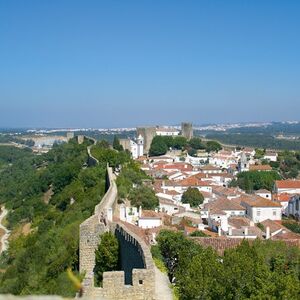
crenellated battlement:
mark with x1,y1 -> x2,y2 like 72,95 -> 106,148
79,165 -> 155,300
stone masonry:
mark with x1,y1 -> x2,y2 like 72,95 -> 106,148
79,166 -> 156,300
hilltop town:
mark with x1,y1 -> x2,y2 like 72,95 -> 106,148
0,123 -> 300,299
112,123 -> 300,246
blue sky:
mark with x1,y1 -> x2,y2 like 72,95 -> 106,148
0,0 -> 299,128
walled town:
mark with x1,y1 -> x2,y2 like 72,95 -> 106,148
117,123 -> 300,246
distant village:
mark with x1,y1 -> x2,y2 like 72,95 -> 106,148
115,123 -> 300,246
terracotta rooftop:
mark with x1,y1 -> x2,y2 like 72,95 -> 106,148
203,197 -> 245,212
275,180 -> 300,189
260,219 -> 285,234
228,216 -> 251,229
154,163 -> 193,172
200,164 -> 222,171
164,189 -> 181,196
271,230 -> 300,241
238,195 -> 281,208
272,193 -> 292,202
212,186 -> 241,197
249,164 -> 273,171
200,191 -> 212,198
141,210 -> 164,219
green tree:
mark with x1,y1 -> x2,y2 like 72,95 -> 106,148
97,140 -> 110,149
230,170 -> 281,193
155,230 -> 300,300
181,187 -> 204,207
188,137 -> 205,150
128,186 -> 159,209
205,140 -> 222,152
254,148 -> 265,159
149,136 -> 168,156
187,147 -> 197,157
94,232 -> 119,285
190,230 -> 208,237
113,136 -> 123,151
173,136 -> 187,150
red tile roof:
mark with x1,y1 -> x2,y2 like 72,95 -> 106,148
249,164 -> 272,171
238,195 -> 281,207
204,197 -> 245,212
275,180 -> 300,189
272,193 -> 292,202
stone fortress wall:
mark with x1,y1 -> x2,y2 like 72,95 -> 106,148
79,165 -> 155,300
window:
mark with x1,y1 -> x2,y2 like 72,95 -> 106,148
257,210 -> 261,217
139,280 -> 143,285
273,210 -> 276,216
296,199 -> 299,211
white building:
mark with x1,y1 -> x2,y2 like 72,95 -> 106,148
138,209 -> 163,229
238,152 -> 249,172
263,152 -> 278,162
255,189 -> 272,200
238,195 -> 282,223
155,127 -> 180,136
120,135 -> 144,159
201,198 -> 246,232
200,165 -> 223,174
274,180 -> 300,194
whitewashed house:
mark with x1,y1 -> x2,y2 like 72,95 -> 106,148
138,209 -> 163,229
263,151 -> 278,162
238,195 -> 282,223
255,189 -> 272,200
274,180 -> 300,194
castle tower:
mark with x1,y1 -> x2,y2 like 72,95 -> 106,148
239,152 -> 249,172
137,134 -> 144,157
66,132 -> 74,142
181,122 -> 193,140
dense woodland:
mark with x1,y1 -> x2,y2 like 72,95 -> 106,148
229,171 -> 281,193
153,230 -> 300,300
0,141 -> 130,296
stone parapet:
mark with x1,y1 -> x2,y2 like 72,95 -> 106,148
79,165 -> 156,299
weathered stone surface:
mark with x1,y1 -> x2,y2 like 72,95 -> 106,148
79,166 -> 156,300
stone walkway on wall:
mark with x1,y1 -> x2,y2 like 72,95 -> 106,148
0,206 -> 10,253
154,266 -> 173,300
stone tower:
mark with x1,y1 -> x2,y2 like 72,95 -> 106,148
181,122 -> 193,140
77,135 -> 85,144
239,152 -> 249,172
66,132 -> 74,142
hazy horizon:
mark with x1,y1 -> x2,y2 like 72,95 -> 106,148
1,1 -> 300,128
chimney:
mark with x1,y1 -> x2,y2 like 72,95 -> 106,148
244,227 -> 248,236
250,220 -> 254,227
218,226 -> 222,236
266,226 -> 270,239
228,227 -> 232,236
139,206 -> 142,218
